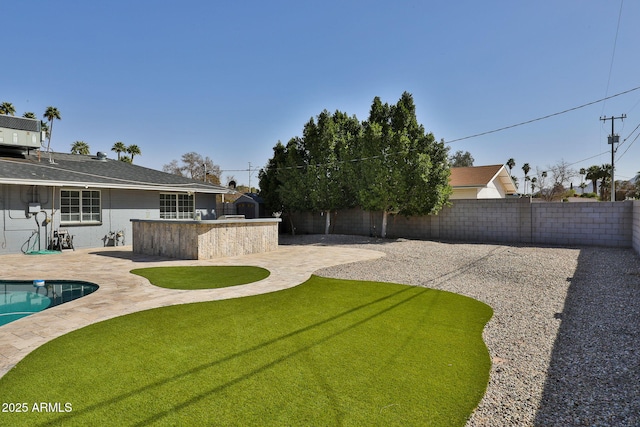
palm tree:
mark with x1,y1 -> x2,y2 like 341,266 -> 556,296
579,182 -> 587,194
70,141 -> 90,155
111,141 -> 127,160
0,102 -> 16,116
599,164 -> 612,200
512,176 -> 519,190
126,144 -> 141,163
22,112 -> 37,119
578,168 -> 586,195
506,158 -> 516,175
43,106 -> 61,153
585,165 -> 601,194
522,163 -> 530,194
531,177 -> 538,194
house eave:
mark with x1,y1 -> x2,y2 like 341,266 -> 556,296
452,185 -> 484,189
0,178 -> 233,194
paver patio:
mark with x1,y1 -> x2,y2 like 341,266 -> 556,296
0,245 -> 384,378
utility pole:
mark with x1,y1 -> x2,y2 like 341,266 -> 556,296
600,114 -> 626,201
248,162 -> 252,192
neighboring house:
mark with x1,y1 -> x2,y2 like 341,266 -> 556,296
0,114 -> 43,153
0,145 -> 233,254
449,165 -> 517,199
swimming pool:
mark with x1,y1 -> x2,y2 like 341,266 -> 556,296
0,280 -> 99,327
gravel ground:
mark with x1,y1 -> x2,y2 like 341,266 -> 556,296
280,234 -> 640,427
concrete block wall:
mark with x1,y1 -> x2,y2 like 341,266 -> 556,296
293,199 -> 636,249
532,202 -> 633,247
435,199 -> 531,243
633,201 -> 640,256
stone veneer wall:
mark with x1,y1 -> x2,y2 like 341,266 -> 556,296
131,219 -> 281,260
293,199 -> 636,249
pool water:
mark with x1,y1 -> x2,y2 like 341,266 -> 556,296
0,280 -> 99,327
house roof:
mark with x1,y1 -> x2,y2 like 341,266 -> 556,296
450,165 -> 517,193
233,193 -> 264,204
0,151 -> 233,194
0,115 -> 40,132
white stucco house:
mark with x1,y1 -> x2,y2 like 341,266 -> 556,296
449,164 -> 517,199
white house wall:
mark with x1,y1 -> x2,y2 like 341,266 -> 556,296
476,178 -> 507,199
450,188 -> 479,199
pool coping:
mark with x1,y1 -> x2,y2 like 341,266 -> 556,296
0,244 -> 385,378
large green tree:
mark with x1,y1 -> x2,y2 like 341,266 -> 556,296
301,110 -> 361,234
258,141 -> 288,214
352,92 -> 450,238
449,150 -> 474,167
257,138 -> 309,234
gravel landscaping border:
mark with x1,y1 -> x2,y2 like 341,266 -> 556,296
280,234 -> 640,427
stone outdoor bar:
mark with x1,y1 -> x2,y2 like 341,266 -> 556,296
131,218 -> 281,260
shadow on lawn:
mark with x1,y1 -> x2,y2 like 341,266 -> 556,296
534,247 -> 640,426
45,285 -> 430,425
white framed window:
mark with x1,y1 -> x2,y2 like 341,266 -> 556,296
160,193 -> 194,219
60,189 -> 101,224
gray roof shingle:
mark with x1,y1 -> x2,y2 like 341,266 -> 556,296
0,151 -> 232,194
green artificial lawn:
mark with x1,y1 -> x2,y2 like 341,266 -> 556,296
0,276 -> 492,426
130,265 -> 270,289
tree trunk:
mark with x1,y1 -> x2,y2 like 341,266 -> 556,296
288,214 -> 295,236
381,210 -> 388,238
324,210 -> 331,235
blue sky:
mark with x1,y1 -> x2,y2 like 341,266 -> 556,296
3,1 -> 639,188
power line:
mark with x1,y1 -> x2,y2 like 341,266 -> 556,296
600,0 -> 625,116
445,85 -> 640,144
617,130 -> 640,162
566,151 -> 610,169
245,85 -> 640,175
618,120 -> 640,149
